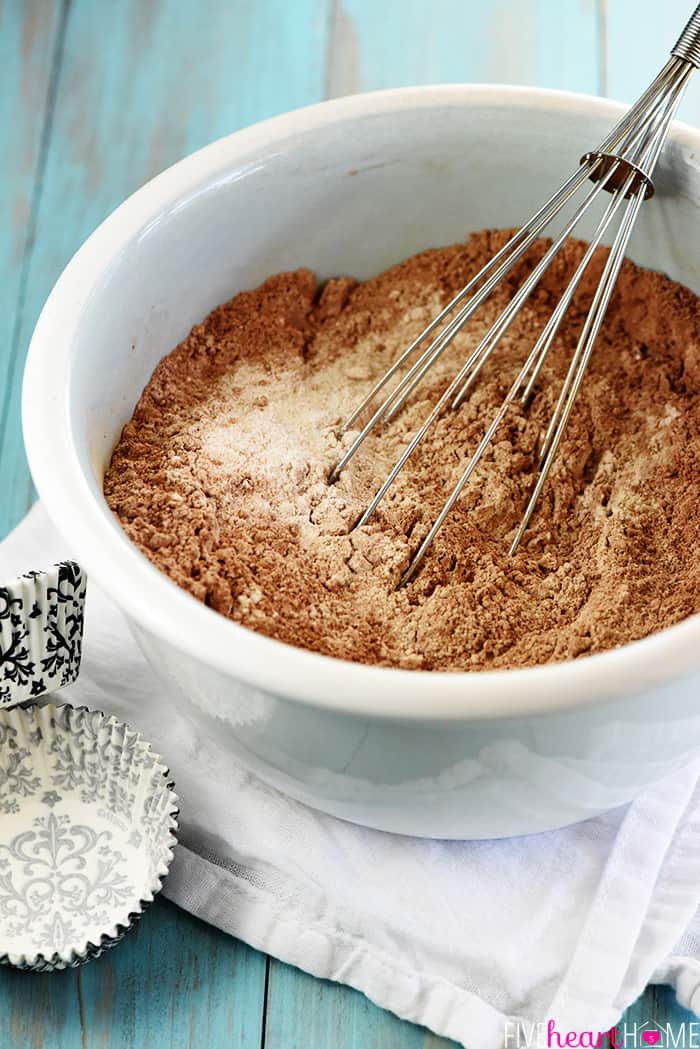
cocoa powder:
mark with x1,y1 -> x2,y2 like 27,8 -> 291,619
103,231 -> 700,671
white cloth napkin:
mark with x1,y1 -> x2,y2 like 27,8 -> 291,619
3,503 -> 700,1048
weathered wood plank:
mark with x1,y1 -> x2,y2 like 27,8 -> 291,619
264,957 -> 460,1049
0,0 -> 65,537
0,898 -> 267,1049
616,981 -> 697,1039
654,983 -> 698,1033
326,0 -> 602,98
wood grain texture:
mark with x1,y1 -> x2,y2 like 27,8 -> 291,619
0,0 -> 66,538
264,958 -> 458,1049
0,898 -> 267,1049
615,982 -> 698,1040
1,0 -> 698,1045
325,0 -> 602,97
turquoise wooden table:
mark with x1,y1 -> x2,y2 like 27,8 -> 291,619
1,2 -> 699,1046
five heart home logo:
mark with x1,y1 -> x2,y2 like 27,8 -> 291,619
504,1017 -> 700,1049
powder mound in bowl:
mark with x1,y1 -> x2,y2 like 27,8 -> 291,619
103,230 -> 700,671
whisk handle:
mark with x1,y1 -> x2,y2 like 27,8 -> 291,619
672,4 -> 700,66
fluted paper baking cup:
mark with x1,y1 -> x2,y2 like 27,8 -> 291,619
0,703 -> 178,971
0,561 -> 86,709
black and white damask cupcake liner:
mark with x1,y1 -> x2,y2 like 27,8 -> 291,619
0,561 -> 86,709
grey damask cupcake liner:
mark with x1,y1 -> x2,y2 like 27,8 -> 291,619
0,561 -> 86,709
0,702 -> 179,971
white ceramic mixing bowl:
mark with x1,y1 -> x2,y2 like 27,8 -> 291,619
22,85 -> 700,838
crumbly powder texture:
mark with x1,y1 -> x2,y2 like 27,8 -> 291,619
103,231 -> 700,671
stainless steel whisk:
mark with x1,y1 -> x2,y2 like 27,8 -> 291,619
330,6 -> 700,587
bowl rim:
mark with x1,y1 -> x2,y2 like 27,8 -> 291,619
22,82 -> 700,722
